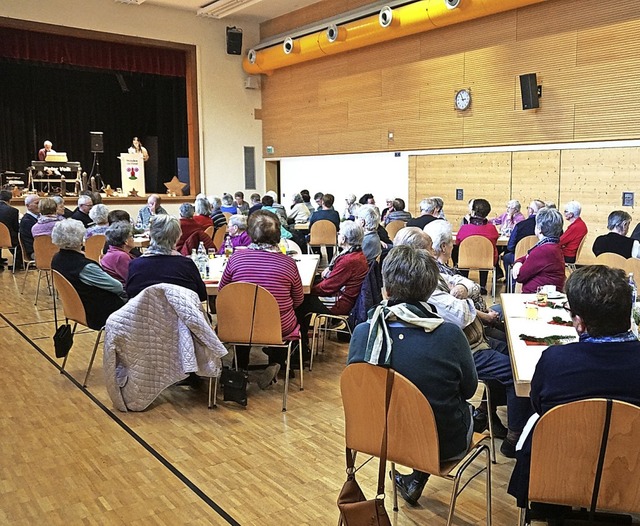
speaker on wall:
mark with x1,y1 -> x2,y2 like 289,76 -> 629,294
226,26 -> 243,56
90,131 -> 104,153
519,73 -> 540,110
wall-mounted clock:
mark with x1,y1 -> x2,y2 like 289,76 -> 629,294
455,89 -> 471,111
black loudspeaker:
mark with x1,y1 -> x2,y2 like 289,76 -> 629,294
90,131 -> 104,153
519,73 -> 540,110
226,26 -> 243,56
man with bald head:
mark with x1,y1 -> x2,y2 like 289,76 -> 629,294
136,194 -> 167,229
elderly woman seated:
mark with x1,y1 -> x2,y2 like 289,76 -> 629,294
218,210 -> 304,388
51,219 -> 126,330
207,195 -> 228,231
592,210 -> 640,258
175,203 -> 215,256
287,193 -> 311,225
491,199 -> 525,237
512,207 -> 566,293
193,196 -> 214,229
126,215 -> 206,301
296,220 -> 369,358
217,214 -> 251,254
85,204 -> 110,238
32,198 -> 63,237
220,193 -> 238,215
348,245 -> 478,506
357,204 -> 382,263
100,221 -> 137,285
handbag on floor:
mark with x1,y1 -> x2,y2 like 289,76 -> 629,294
220,367 -> 248,407
53,323 -> 74,358
337,369 -> 393,526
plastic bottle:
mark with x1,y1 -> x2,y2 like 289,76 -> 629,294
224,235 -> 233,258
196,242 -> 208,278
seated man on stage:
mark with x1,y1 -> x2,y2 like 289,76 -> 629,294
508,265 -> 640,521
37,140 -> 56,161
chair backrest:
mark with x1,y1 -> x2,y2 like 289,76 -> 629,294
574,235 -> 587,263
284,238 -> 302,254
458,235 -> 494,270
624,257 -> 640,277
18,232 -> 33,264
216,282 -> 285,346
385,220 -> 406,240
309,220 -> 337,246
52,270 -> 89,327
212,225 -> 227,251
84,234 -> 106,263
0,222 -> 12,249
341,363 -> 441,476
594,252 -> 627,270
222,212 -> 233,221
33,235 -> 60,270
514,235 -> 538,260
204,225 -> 214,239
529,398 -> 640,514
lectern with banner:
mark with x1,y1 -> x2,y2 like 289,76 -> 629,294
120,153 -> 146,196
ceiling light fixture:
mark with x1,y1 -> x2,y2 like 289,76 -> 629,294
197,0 -> 263,19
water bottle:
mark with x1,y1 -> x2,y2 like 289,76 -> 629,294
224,235 -> 233,258
630,273 -> 637,305
196,242 -> 208,278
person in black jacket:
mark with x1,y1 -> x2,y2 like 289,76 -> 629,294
0,189 -> 20,269
19,194 -> 40,262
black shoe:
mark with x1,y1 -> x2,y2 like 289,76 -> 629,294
473,407 -> 489,433
490,416 -> 508,439
500,436 -> 517,458
390,471 -> 429,506
480,287 -> 488,295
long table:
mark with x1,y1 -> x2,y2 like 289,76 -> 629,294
204,253 -> 320,296
501,292 -> 578,397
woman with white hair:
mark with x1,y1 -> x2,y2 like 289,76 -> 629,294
491,200 -> 525,237
100,221 -> 137,285
287,193 -> 311,224
220,193 -> 238,215
51,219 -> 126,330
342,193 -> 361,221
193,196 -> 213,229
357,204 -> 382,263
86,204 -> 110,238
296,220 -> 369,358
207,195 -> 228,231
512,207 -> 566,292
217,214 -> 251,254
175,203 -> 214,255
126,215 -> 207,301
32,198 -> 63,238
559,200 -> 588,263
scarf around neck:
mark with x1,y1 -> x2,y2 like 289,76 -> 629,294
364,300 -> 444,366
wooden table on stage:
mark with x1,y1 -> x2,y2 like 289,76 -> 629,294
501,292 -> 577,397
204,253 -> 320,296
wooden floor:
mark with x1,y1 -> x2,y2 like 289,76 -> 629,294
0,267 -> 605,525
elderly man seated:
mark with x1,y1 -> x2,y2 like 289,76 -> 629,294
136,194 -> 167,230
356,204 -> 382,263
508,265 -> 640,521
348,245 -> 478,507
71,195 -> 94,228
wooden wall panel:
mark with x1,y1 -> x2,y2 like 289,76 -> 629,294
511,150 -> 560,207
560,147 -> 640,263
260,0 -> 640,157
409,152 -> 512,225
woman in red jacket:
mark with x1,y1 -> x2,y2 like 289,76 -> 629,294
512,207 -> 566,293
296,220 -> 369,359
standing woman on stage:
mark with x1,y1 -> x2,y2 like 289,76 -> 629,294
128,137 -> 149,161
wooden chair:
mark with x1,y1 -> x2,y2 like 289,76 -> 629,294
307,220 -> 337,257
565,235 -> 587,274
52,270 -> 104,387
18,233 -> 36,281
212,225 -> 227,252
0,222 -> 19,273
624,256 -> 640,277
458,235 -> 497,302
84,233 -> 106,263
384,219 -> 406,240
215,282 -> 303,411
594,252 -> 627,271
508,235 -> 538,292
341,363 -> 492,525
204,225 -> 214,239
309,312 -> 352,371
30,235 -> 60,305
519,398 -> 640,525
222,212 -> 233,221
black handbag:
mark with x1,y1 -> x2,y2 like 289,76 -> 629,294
220,367 -> 248,407
53,324 -> 74,358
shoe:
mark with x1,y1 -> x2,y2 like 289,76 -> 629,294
500,436 -> 518,458
390,471 -> 429,506
490,416 -> 508,439
473,408 -> 489,433
257,364 -> 280,390
480,287 -> 488,296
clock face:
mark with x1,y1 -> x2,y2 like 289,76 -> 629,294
455,89 -> 471,111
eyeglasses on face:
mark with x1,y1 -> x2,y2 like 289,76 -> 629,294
562,300 -> 571,313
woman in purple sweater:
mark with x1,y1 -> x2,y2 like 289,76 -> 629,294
512,207 -> 566,293
100,221 -> 137,285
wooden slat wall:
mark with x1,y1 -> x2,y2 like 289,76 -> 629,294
409,146 -> 640,265
261,0 -> 640,155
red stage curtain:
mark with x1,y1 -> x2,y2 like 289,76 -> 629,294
0,27 -> 185,77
